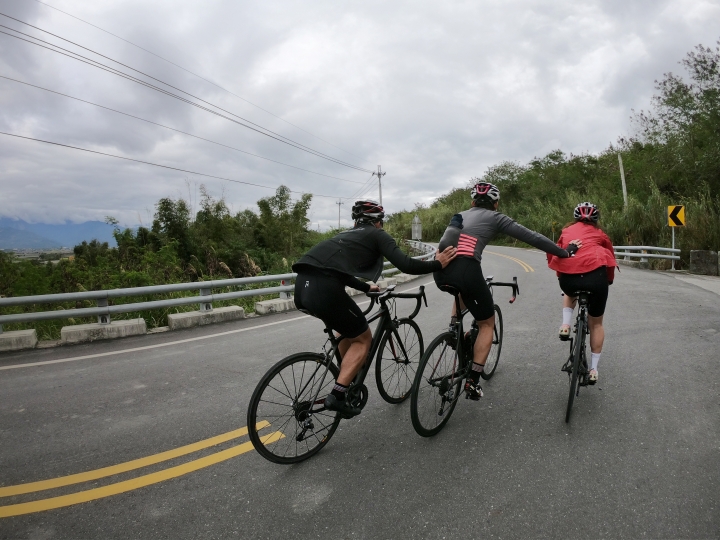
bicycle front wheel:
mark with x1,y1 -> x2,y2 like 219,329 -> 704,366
480,304 -> 503,380
247,353 -> 341,464
376,318 -> 424,404
410,332 -> 464,437
565,322 -> 585,423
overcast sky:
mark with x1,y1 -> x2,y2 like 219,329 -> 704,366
1,0 -> 718,230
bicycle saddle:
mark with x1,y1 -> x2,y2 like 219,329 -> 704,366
567,290 -> 592,297
438,284 -> 460,296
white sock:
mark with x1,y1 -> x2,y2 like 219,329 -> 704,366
562,307 -> 573,326
591,352 -> 601,371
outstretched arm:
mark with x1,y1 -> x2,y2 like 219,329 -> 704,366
377,230 -> 455,274
496,214 -> 572,257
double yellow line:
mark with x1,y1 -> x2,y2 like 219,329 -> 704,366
485,250 -> 535,272
0,423 -> 283,518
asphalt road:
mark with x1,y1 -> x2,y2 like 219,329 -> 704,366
1,245 -> 719,539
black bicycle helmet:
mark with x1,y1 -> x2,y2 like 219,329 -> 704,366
351,200 -> 385,223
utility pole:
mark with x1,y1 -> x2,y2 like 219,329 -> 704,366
371,165 -> 386,205
618,153 -> 628,209
336,199 -> 344,229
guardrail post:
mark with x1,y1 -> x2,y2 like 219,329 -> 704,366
641,250 -> 648,263
279,279 -> 290,299
199,288 -> 213,312
0,324 -> 3,334
97,298 -> 110,324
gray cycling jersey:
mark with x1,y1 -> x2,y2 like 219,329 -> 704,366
438,206 -> 568,264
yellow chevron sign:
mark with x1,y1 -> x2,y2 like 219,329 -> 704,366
668,205 -> 685,227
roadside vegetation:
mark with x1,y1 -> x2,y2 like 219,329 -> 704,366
0,185 -> 334,339
386,40 -> 720,264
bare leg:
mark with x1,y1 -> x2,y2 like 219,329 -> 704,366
588,315 -> 604,354
335,328 -> 373,386
472,313 -> 496,366
450,294 -> 467,318
564,294 -> 577,310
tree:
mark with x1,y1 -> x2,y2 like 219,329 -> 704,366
255,185 -> 313,257
633,40 -> 720,196
152,197 -> 193,262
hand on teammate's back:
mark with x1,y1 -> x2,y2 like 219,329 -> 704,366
435,246 -> 457,268
566,239 -> 582,256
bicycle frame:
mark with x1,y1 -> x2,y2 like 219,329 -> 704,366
435,276 -> 520,400
299,285 -> 428,419
569,292 -> 590,386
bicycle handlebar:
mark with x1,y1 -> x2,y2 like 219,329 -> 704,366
363,285 -> 427,320
489,276 -> 520,304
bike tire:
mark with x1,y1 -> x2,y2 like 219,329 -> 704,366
247,352 -> 341,464
565,320 -> 585,423
410,332 -> 464,437
480,304 -> 503,380
375,318 -> 424,404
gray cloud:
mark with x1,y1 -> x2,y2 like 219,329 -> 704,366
0,0 -> 718,229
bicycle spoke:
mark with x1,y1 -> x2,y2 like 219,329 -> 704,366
248,355 -> 342,463
265,383 -> 293,401
376,319 -> 423,404
412,333 -> 462,436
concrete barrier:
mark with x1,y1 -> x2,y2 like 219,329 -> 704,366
255,297 -> 296,315
0,329 -> 38,352
61,318 -> 147,344
168,306 -> 245,330
690,250 -> 719,276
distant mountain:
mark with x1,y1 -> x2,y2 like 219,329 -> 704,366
0,218 -> 118,248
0,227 -> 62,249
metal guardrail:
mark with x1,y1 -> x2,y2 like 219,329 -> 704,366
614,246 -> 681,262
0,240 -> 436,332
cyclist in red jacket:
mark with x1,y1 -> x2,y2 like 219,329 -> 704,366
547,202 -> 617,384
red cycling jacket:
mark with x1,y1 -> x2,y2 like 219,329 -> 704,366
546,222 -> 617,282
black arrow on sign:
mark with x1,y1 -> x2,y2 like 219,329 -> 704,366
669,206 -> 683,226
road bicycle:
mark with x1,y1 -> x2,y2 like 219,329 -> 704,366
561,290 -> 592,423
247,285 -> 428,464
410,276 -> 518,437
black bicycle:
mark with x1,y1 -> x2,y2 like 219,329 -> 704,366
562,290 -> 592,423
247,285 -> 427,464
410,276 -> 518,437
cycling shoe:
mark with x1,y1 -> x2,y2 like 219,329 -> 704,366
324,394 -> 361,419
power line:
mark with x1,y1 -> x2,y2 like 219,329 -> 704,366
0,75 -> 368,185
0,14 -> 375,173
0,17 -> 371,173
347,173 -> 378,201
30,0 -> 365,161
0,131 -> 352,200
0,26 -> 369,174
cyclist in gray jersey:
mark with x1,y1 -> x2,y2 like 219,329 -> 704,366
435,182 -> 581,400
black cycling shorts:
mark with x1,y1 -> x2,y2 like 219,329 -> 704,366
558,266 -> 609,318
433,257 -> 495,321
294,268 -> 369,339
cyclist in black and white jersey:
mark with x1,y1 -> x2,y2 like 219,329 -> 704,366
436,182 -> 581,400
293,200 -> 457,418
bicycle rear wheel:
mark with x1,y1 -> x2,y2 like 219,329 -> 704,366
376,318 -> 424,404
565,321 -> 586,423
410,332 -> 464,437
480,304 -> 503,380
247,352 -> 341,464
